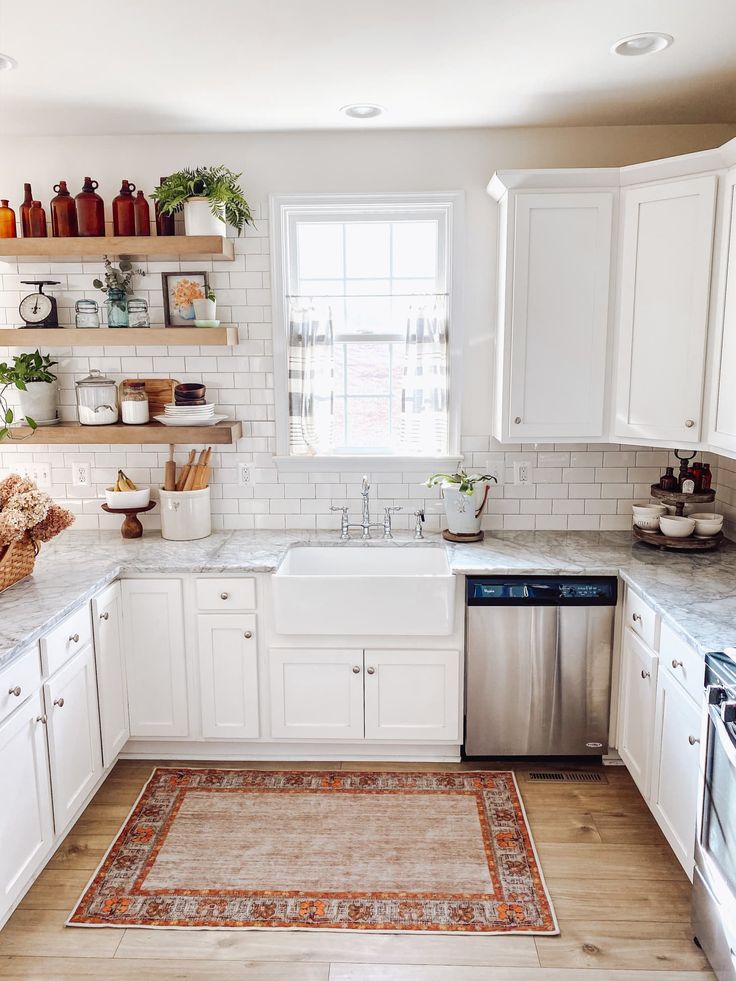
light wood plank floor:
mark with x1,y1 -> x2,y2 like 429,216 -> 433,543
0,760 -> 714,980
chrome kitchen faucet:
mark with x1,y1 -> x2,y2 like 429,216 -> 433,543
330,475 -> 401,540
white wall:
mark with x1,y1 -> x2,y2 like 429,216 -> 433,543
1,124 -> 734,532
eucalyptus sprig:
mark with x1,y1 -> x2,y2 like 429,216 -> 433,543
424,470 -> 498,496
0,350 -> 58,439
93,257 -> 145,296
151,166 -> 255,235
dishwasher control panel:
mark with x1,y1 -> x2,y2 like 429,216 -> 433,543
466,575 -> 617,606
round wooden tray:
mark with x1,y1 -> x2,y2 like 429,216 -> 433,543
650,484 -> 715,516
633,525 -> 724,552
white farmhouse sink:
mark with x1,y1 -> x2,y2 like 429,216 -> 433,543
272,546 -> 455,636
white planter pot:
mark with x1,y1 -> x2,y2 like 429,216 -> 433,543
192,298 -> 217,321
183,197 -> 225,237
441,483 -> 490,535
17,380 -> 58,424
159,487 -> 211,541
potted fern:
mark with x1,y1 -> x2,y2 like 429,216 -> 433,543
151,166 -> 255,237
0,350 -> 59,436
424,470 -> 498,536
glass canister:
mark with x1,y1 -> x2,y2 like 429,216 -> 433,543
120,380 -> 149,424
75,369 -> 119,425
127,297 -> 149,327
75,299 -> 100,328
105,288 -> 128,327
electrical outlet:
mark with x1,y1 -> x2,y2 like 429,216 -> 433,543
21,462 -> 51,488
72,462 -> 91,487
238,463 -> 251,487
513,461 -> 533,485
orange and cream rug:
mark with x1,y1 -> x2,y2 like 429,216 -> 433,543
68,767 -> 558,934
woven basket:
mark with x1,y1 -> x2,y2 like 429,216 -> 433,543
0,534 -> 39,593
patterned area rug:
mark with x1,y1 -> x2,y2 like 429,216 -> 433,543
68,768 -> 558,934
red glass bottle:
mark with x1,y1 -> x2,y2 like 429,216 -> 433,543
50,181 -> 78,237
20,183 -> 33,237
155,176 -> 175,237
112,180 -> 136,236
701,462 -> 713,491
0,199 -> 17,238
691,460 -> 704,492
75,177 -> 105,237
133,190 -> 151,236
28,201 -> 47,237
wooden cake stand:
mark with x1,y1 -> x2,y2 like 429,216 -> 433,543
649,484 -> 715,516
101,502 -> 155,539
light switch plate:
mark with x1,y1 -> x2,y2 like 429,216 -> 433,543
21,462 -> 51,488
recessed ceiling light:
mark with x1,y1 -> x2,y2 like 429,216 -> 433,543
0,53 -> 18,72
611,33 -> 673,56
340,104 -> 385,119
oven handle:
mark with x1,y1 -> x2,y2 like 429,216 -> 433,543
709,704 -> 736,768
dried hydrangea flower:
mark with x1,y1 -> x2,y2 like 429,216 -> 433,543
33,503 -> 75,543
0,507 -> 28,544
0,474 -> 35,508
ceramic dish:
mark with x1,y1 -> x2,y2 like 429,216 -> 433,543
194,319 -> 220,327
631,503 -> 666,530
690,512 -> 725,537
659,514 -> 696,538
104,487 -> 150,509
153,414 -> 228,427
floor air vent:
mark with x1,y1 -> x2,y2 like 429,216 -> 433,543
527,770 -> 607,783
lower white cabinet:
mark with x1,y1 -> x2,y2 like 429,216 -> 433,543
43,645 -> 103,832
0,692 -> 54,923
269,648 -> 364,740
618,626 -> 658,797
92,582 -> 129,764
364,649 -> 460,741
198,614 -> 259,738
122,579 -> 188,738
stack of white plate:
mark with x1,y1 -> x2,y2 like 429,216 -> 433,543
154,403 -> 227,427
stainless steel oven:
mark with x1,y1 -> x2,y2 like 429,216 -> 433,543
692,650 -> 736,981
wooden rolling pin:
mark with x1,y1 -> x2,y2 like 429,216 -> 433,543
164,445 -> 176,491
184,447 -> 211,491
192,447 -> 212,490
175,450 -> 196,491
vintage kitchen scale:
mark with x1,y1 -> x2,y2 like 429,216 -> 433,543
18,280 -> 61,327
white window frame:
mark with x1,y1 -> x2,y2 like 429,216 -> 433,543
270,192 -> 464,471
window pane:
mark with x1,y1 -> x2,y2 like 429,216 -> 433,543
346,397 -> 391,450
346,343 -> 391,396
341,296 -> 393,335
296,223 -> 343,279
345,222 -> 390,278
392,221 -> 438,279
296,279 -> 344,297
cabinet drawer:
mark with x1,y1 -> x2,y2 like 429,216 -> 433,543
0,645 -> 41,725
660,621 -> 704,705
196,578 -> 256,612
624,588 -> 659,650
40,605 -> 93,677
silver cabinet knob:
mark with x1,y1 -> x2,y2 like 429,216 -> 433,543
641,669 -> 650,680
671,659 -> 683,669
8,685 -> 21,697
352,665 -> 361,674
53,697 -> 65,708
632,613 -> 642,623
688,735 -> 700,746
685,419 -> 696,428
514,416 -> 522,424
243,630 -> 253,639
99,611 -> 109,621
36,714 -> 46,725
366,666 -> 376,675
220,592 -> 229,600
69,633 -> 80,644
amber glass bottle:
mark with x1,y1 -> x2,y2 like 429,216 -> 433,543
112,180 -> 136,236
28,201 -> 47,237
0,200 -> 17,238
50,181 -> 78,237
133,190 -> 151,236
75,177 -> 105,237
155,176 -> 175,236
20,183 -> 33,237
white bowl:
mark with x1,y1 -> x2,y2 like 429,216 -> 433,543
105,487 -> 150,509
632,503 -> 666,529
659,514 -> 695,538
633,514 -> 661,531
690,512 -> 724,537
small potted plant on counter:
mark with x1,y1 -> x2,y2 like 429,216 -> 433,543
0,349 -> 58,436
424,469 -> 498,540
151,166 -> 255,237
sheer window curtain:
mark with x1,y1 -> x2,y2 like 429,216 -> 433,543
399,298 -> 449,454
288,301 -> 335,455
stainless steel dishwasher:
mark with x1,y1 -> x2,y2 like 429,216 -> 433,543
465,576 -> 618,756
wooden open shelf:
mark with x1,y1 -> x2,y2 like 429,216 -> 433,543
12,420 -> 242,445
0,327 -> 237,347
0,235 -> 234,261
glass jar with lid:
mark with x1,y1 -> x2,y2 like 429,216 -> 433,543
120,380 -> 149,424
75,299 -> 100,329
75,369 -> 119,426
127,297 -> 150,328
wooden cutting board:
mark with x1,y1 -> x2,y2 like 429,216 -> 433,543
122,378 -> 179,417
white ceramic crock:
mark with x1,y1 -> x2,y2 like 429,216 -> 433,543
441,483 -> 489,535
17,380 -> 58,424
159,486 -> 211,541
192,297 -> 217,320
183,197 -> 225,237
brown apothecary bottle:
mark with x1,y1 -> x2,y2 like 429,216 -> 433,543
20,183 -> 33,237
112,180 -> 136,236
75,177 -> 105,237
133,190 -> 151,236
0,200 -> 17,238
658,466 -> 678,492
50,181 -> 78,237
155,176 -> 175,236
28,201 -> 47,237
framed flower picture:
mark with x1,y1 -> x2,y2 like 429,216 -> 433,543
162,271 -> 209,326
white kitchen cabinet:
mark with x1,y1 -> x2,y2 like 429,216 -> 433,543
44,645 -> 102,832
122,579 -> 188,739
0,692 -> 54,924
614,175 -> 717,445
650,666 -> 702,876
493,189 -> 614,441
269,648 -> 364,740
363,649 -> 461,741
618,627 -> 658,798
198,614 -> 259,739
92,582 -> 129,764
710,167 -> 736,453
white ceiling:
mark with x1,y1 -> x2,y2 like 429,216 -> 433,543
1,0 -> 735,135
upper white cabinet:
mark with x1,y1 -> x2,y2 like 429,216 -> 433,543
710,166 -> 736,453
92,582 -> 129,764
614,176 -> 717,445
490,181 -> 615,442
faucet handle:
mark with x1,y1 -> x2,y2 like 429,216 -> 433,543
413,508 -> 426,540
329,505 -> 349,513
361,475 -> 370,493
384,506 -> 402,514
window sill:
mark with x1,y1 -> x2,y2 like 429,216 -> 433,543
274,454 -> 463,473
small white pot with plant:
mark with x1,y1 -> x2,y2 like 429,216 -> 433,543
192,285 -> 217,325
424,470 -> 498,536
151,166 -> 255,238
0,350 -> 59,430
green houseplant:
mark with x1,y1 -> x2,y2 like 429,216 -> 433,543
151,166 -> 255,236
93,257 -> 145,328
0,350 -> 59,437
424,469 -> 498,536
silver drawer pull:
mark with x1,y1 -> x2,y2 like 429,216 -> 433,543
671,659 -> 683,669
220,592 -> 229,600
36,714 -> 46,725
69,633 -> 80,644
685,419 -> 696,428
8,685 -> 21,697
99,611 -> 109,621
641,669 -> 650,680
366,666 -> 376,675
632,613 -> 642,623
243,631 -> 253,639
514,416 -> 522,424
53,697 -> 65,708
688,735 -> 700,746
352,665 -> 361,674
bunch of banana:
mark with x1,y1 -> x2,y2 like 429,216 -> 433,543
113,470 -> 138,492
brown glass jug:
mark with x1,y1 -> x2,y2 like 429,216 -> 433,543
0,199 -> 17,238
112,180 -> 136,236
155,176 -> 175,236
28,201 -> 47,237
133,190 -> 151,236
20,183 -> 33,237
75,177 -> 105,237
50,181 -> 78,237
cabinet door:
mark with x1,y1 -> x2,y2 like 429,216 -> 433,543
364,649 -> 461,741
0,692 -> 54,923
44,646 -> 103,832
650,668 -> 702,876
501,192 -> 613,441
92,581 -> 129,765
711,167 -> 736,453
122,579 -> 188,738
198,614 -> 259,739
618,627 -> 658,798
269,649 -> 364,740
614,175 -> 717,444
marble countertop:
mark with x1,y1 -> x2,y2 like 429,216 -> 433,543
1,529 -> 734,670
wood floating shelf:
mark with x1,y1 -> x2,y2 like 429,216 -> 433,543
0,235 -> 234,261
0,327 -> 238,347
13,420 -> 242,445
